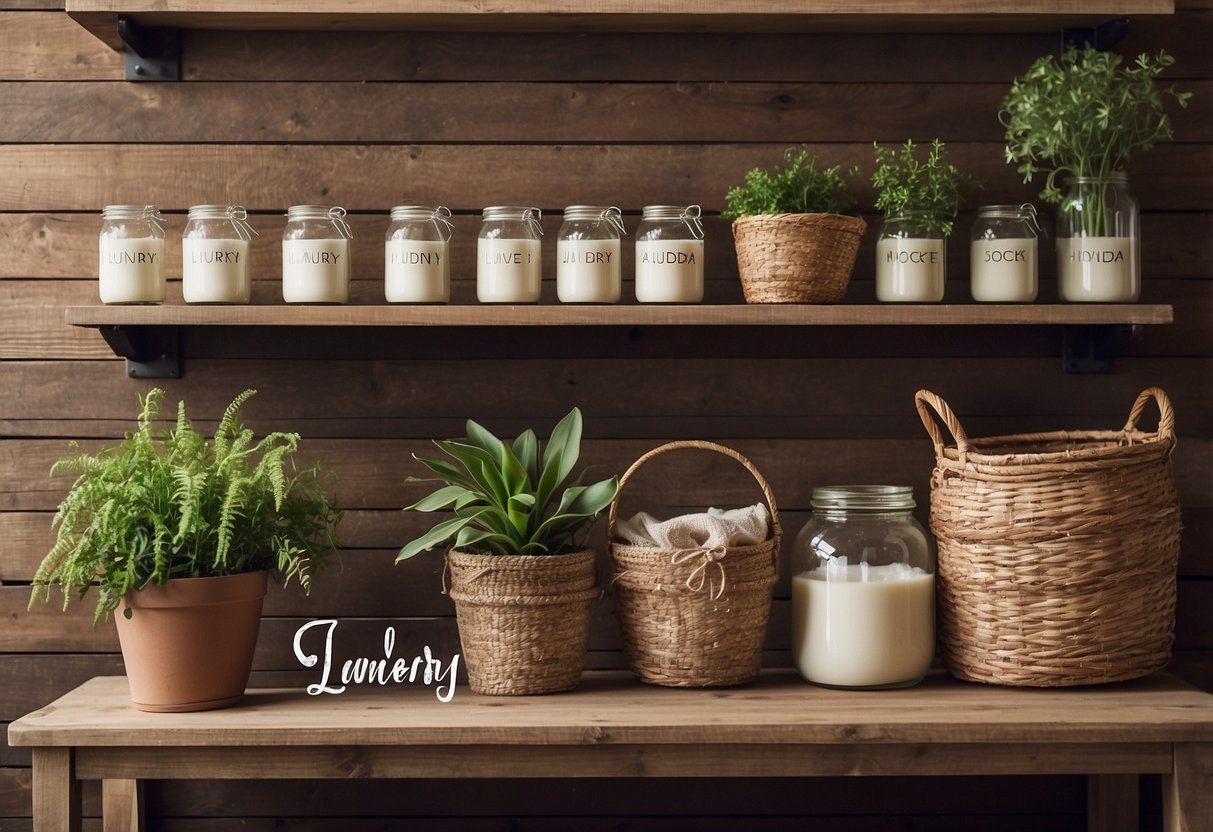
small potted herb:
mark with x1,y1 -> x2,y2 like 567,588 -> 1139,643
1000,45 -> 1190,302
398,407 -> 619,695
723,148 -> 865,304
870,138 -> 979,302
30,389 -> 341,712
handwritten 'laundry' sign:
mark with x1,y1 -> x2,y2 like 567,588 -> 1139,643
292,619 -> 460,702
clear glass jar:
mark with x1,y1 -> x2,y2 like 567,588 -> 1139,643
98,205 -> 165,304
478,206 -> 543,303
282,205 -> 352,304
791,485 -> 935,689
875,211 -> 946,302
970,204 -> 1040,303
182,205 -> 257,304
557,205 -> 626,304
385,205 -> 453,304
1057,173 -> 1140,302
635,204 -> 705,303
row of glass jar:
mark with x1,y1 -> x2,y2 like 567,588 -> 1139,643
880,179 -> 1140,303
98,204 -> 706,305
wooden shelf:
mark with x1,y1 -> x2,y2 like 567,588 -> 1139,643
66,1 -> 1175,48
66,303 -> 1174,329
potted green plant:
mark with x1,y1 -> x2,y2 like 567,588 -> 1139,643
397,407 -> 619,695
723,149 -> 866,303
30,388 -> 341,713
1000,44 -> 1190,302
870,138 -> 979,303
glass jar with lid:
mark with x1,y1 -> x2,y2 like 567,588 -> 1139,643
557,205 -> 626,303
182,204 -> 257,304
635,204 -> 705,303
875,211 -> 946,302
282,205 -> 353,304
98,205 -> 165,304
385,205 -> 453,304
970,204 -> 1040,303
791,485 -> 935,689
478,206 -> 543,303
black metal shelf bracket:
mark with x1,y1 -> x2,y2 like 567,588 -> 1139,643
1062,324 -> 1138,374
100,325 -> 181,379
1061,17 -> 1129,53
118,16 -> 180,81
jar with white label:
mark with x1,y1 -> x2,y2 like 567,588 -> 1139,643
635,205 -> 705,303
282,205 -> 353,304
477,206 -> 543,303
182,205 -> 257,304
98,205 -> 165,304
969,204 -> 1040,303
557,206 -> 626,303
385,205 -> 453,304
1057,174 -> 1140,302
875,212 -> 946,302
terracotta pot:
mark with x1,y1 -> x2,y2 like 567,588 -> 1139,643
115,570 -> 268,713
447,549 -> 597,696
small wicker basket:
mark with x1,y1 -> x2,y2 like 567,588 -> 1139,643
447,548 -> 598,696
608,440 -> 780,687
915,388 -> 1182,687
731,212 -> 867,304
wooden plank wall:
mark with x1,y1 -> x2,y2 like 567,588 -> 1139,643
1,3 -> 1210,829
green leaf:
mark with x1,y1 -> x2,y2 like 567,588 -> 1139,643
512,429 -> 539,488
396,513 -> 480,562
404,485 -> 471,513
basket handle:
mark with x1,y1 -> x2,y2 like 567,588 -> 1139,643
914,390 -> 971,455
606,440 -> 782,573
1123,387 -> 1176,442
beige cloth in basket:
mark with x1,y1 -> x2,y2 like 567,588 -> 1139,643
614,503 -> 771,549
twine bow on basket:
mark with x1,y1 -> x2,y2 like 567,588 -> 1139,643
670,544 -> 729,600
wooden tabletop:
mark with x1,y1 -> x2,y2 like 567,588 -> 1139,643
11,671 -> 1213,749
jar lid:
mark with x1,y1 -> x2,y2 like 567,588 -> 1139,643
562,205 -> 627,234
482,206 -> 543,235
811,485 -> 915,511
641,205 -> 704,238
286,205 -> 352,238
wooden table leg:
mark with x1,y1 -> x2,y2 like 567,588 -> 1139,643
32,748 -> 81,832
103,779 -> 145,832
1164,743 -> 1213,832
1087,774 -> 1139,832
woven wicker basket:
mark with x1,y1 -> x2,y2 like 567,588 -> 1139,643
608,441 -> 780,687
447,548 -> 598,696
731,213 -> 867,304
915,388 -> 1181,687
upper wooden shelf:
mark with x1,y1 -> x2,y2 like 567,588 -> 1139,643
66,303 -> 1174,328
66,1 -> 1175,47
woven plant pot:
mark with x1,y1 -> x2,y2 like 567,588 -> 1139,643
731,213 -> 867,303
447,548 -> 598,696
915,388 -> 1181,687
608,441 -> 780,687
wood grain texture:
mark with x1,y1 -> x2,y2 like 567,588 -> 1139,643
10,671 -> 1212,748
0,12 -> 119,81
100,779 -> 141,832
1163,743 -> 1213,831
1087,774 -> 1140,832
31,748 -> 80,832
2,143 -> 1208,213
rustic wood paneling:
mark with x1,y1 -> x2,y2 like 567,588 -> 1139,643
1,4 -> 1210,830
2,143 -> 1209,213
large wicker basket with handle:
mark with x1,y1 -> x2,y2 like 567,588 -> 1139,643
915,387 -> 1181,687
608,440 -> 780,687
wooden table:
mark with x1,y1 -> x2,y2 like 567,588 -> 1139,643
9,671 -> 1213,831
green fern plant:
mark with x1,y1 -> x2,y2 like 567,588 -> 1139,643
397,407 -> 619,559
30,389 -> 341,626
723,148 -> 859,218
